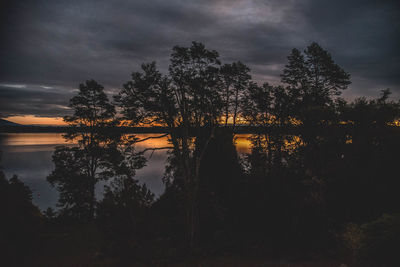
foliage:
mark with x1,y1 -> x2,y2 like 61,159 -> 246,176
48,80 -> 146,221
220,61 -> 251,127
47,146 -> 96,221
30,41 -> 400,264
343,214 -> 400,266
97,176 -> 154,256
0,169 -> 43,264
116,41 -> 227,247
64,79 -> 116,131
281,42 -> 351,125
340,89 -> 400,126
116,41 -> 223,128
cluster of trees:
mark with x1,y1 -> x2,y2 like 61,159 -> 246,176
47,80 -> 151,222
4,41 -> 398,265
0,166 -> 43,265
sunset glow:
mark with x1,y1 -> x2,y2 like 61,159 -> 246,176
6,115 -> 67,126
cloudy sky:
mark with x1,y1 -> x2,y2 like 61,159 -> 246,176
0,0 -> 399,124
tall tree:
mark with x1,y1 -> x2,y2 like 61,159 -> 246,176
48,80 -> 141,221
64,79 -> 116,144
242,82 -> 294,127
116,41 -> 224,248
281,42 -> 351,125
242,82 -> 296,170
220,61 -> 251,127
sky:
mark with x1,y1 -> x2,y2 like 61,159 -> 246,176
0,0 -> 399,125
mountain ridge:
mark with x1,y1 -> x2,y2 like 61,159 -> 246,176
0,118 -> 23,126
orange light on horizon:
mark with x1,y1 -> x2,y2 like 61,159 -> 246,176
6,115 -> 67,126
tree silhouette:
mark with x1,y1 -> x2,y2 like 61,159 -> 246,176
24,41 -> 400,265
0,164 -> 42,265
64,79 -> 116,130
220,61 -> 251,127
281,42 -> 351,125
116,41 -> 224,248
48,80 -> 144,221
341,89 -> 400,127
97,175 -> 154,256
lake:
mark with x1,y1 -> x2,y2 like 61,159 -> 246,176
0,133 -> 251,210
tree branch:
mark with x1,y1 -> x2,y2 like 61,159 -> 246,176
133,133 -> 170,143
139,146 -> 174,158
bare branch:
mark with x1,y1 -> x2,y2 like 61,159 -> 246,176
138,146 -> 174,158
134,133 -> 170,143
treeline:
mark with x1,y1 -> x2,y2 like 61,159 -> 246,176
0,125 -> 171,133
2,42 -> 400,266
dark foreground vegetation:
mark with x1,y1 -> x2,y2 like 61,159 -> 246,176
1,42 -> 400,266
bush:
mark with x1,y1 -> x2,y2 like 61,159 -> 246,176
0,173 -> 43,265
343,213 -> 400,266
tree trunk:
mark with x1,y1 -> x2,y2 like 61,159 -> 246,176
186,177 -> 199,250
89,155 -> 96,221
233,88 -> 239,129
184,128 -> 214,251
225,85 -> 230,127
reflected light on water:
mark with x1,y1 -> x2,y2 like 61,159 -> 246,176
0,133 -> 263,210
234,134 -> 252,154
0,133 -> 75,146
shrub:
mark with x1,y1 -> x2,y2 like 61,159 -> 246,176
343,213 -> 400,266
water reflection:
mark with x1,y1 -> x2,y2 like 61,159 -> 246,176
234,134 -> 252,154
0,133 -> 74,147
0,133 -> 169,210
0,133 -> 254,210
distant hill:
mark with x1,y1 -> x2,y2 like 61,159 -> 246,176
0,119 -> 23,127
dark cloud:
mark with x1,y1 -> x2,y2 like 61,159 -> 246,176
0,0 -> 399,117
0,84 -> 74,117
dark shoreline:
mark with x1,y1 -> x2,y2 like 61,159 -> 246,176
0,126 -> 169,133
1,125 -> 399,135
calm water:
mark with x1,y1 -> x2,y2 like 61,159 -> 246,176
0,133 -> 251,210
